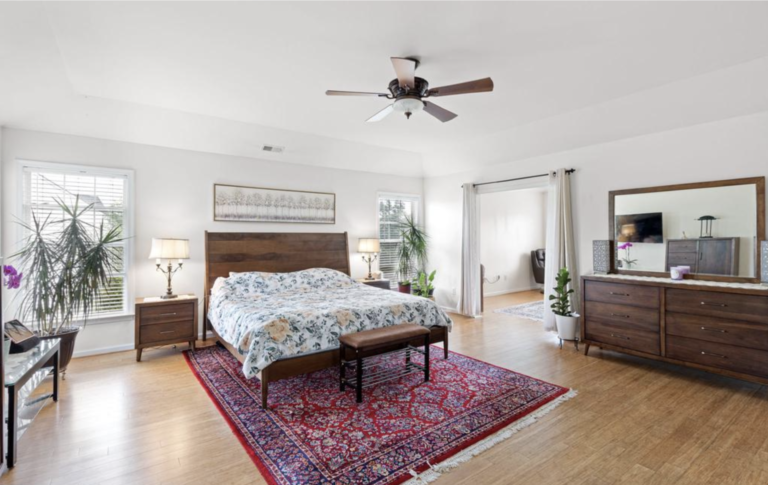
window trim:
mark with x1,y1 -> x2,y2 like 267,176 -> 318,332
376,191 -> 422,284
16,159 -> 136,324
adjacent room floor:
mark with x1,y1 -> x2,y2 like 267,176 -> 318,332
6,291 -> 768,485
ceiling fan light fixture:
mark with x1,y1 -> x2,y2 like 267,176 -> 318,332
392,96 -> 424,118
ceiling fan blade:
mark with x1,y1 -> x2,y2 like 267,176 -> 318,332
391,57 -> 416,89
428,77 -> 494,97
366,104 -> 395,122
423,102 -> 458,123
326,90 -> 388,97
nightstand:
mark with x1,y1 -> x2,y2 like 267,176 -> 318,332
135,294 -> 198,362
357,278 -> 391,290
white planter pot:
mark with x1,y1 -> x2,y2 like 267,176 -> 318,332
555,314 -> 580,341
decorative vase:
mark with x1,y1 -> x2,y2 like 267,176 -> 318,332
38,326 -> 80,376
555,314 -> 579,342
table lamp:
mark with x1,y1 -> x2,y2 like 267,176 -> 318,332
149,238 -> 190,299
358,238 -> 380,280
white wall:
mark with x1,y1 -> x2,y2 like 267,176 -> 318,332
615,185 -> 757,275
425,111 -> 768,311
1,128 -> 423,356
480,188 -> 547,296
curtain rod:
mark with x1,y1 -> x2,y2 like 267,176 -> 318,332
463,168 -> 575,188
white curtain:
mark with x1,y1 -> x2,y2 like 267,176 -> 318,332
459,183 -> 482,317
543,168 -> 579,332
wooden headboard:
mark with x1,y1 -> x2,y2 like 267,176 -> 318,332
204,231 -> 351,301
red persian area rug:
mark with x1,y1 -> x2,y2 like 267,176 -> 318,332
185,345 -> 575,485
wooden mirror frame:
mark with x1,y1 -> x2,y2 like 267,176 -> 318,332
609,177 -> 766,283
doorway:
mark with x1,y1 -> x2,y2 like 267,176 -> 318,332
479,183 -> 548,315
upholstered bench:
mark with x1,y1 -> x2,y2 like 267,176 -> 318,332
339,323 -> 430,403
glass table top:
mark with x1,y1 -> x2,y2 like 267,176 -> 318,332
5,338 -> 60,387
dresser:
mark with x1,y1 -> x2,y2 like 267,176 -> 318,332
357,278 -> 391,290
135,295 -> 198,362
665,237 -> 739,276
581,275 -> 768,384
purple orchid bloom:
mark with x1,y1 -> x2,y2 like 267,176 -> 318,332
2,265 -> 22,290
618,242 -> 633,250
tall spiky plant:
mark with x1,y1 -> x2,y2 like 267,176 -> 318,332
397,214 -> 428,284
13,196 -> 125,335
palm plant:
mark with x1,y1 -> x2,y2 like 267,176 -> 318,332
397,214 -> 428,285
13,196 -> 124,336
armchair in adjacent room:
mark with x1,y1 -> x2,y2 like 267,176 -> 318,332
531,249 -> 545,291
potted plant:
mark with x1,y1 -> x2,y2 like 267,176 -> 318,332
396,214 -> 428,294
412,270 -> 436,300
618,242 -> 637,269
549,267 -> 579,342
11,197 -> 125,375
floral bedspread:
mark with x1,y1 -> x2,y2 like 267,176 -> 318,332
207,268 -> 453,378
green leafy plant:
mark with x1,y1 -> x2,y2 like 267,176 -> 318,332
12,196 -> 125,335
412,270 -> 436,297
549,267 -> 574,317
397,214 -> 428,285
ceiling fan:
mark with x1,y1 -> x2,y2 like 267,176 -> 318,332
326,57 -> 494,123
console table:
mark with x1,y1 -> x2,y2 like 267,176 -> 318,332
4,338 -> 60,468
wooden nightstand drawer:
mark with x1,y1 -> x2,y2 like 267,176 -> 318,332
140,321 -> 194,344
140,302 -> 195,325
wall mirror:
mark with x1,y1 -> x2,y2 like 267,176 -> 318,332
609,177 -> 765,282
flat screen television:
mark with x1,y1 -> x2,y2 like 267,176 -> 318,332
615,212 -> 663,243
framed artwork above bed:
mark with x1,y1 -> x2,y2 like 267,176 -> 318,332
214,184 -> 336,224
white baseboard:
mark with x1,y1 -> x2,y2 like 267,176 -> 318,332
483,286 -> 540,297
73,343 -> 134,358
72,332 -> 209,359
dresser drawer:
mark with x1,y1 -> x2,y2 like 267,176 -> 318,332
666,312 -> 768,351
140,302 -> 195,325
668,240 -> 698,253
140,321 -> 194,344
667,252 -> 698,266
584,301 -> 659,333
584,319 -> 660,355
666,289 -> 768,325
584,280 -> 660,309
667,335 -> 768,379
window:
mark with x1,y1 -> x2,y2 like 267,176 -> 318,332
20,161 -> 133,318
377,193 -> 420,283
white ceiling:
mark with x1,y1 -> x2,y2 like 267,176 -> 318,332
2,2 -> 768,176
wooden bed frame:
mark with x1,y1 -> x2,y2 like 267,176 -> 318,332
203,231 -> 449,408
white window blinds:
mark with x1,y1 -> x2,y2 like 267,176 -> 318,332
377,193 -> 420,283
21,162 -> 132,317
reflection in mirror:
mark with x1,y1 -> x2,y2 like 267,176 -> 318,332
614,184 -> 758,277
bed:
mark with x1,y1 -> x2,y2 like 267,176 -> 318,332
203,231 -> 453,408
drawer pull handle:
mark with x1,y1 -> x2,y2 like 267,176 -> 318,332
701,351 -> 727,359
700,327 -> 727,333
609,292 -> 630,297
160,330 -> 175,335
610,333 -> 630,340
700,302 -> 727,307
611,313 -> 631,319
157,312 -> 178,317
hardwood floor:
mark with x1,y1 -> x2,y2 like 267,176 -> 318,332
4,290 -> 768,484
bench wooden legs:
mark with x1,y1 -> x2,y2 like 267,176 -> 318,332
355,350 -> 363,403
443,330 -> 449,359
424,334 -> 430,382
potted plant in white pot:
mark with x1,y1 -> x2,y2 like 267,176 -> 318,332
11,197 -> 125,376
549,267 -> 580,346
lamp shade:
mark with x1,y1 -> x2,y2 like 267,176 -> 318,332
357,238 -> 380,253
149,238 -> 190,260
